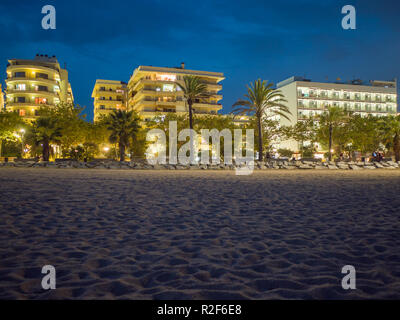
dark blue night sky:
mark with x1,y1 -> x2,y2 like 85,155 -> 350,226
1,0 -> 399,121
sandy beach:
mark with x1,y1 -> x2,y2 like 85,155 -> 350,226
0,168 -> 399,300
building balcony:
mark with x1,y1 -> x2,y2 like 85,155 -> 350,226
6,101 -> 56,108
193,102 -> 222,110
95,107 -> 120,112
297,94 -> 394,103
6,76 -> 59,86
95,89 -> 125,96
95,98 -> 124,104
7,89 -> 59,98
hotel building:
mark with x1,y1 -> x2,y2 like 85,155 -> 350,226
92,80 -> 127,122
5,54 -> 73,121
127,63 -> 224,121
276,76 -> 398,151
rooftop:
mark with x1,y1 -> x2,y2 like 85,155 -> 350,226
8,54 -> 61,72
277,76 -> 397,89
132,64 -> 225,80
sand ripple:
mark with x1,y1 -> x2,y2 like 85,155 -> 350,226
0,169 -> 399,299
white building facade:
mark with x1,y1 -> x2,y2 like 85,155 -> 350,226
276,76 -> 398,152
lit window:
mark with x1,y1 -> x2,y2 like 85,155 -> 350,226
15,84 -> 26,91
19,109 -> 26,116
156,74 -> 176,81
163,84 -> 174,92
35,97 -> 48,104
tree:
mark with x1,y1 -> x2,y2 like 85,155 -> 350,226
348,114 -> 381,158
194,114 -> 237,161
232,79 -> 290,161
380,115 -> 400,161
176,76 -> 209,130
176,76 -> 210,163
244,117 -> 283,157
316,106 -> 349,161
146,113 -> 189,156
105,110 -> 141,161
0,111 -> 25,157
30,117 -> 62,161
37,103 -> 87,156
282,117 -> 317,158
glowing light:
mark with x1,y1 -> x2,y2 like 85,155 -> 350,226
156,74 -> 176,81
104,147 -> 110,152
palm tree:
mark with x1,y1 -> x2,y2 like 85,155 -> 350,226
231,79 -> 290,161
176,76 -> 209,130
380,115 -> 400,161
317,106 -> 348,161
106,110 -> 141,161
32,117 -> 62,161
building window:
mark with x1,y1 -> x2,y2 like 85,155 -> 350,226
163,84 -> 174,92
156,74 -> 176,81
15,97 -> 26,103
15,84 -> 26,91
36,73 -> 49,80
19,109 -> 26,116
35,97 -> 47,104
14,72 -> 26,78
35,85 -> 48,92
100,105 -> 105,110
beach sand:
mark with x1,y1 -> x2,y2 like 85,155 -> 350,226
0,168 -> 399,299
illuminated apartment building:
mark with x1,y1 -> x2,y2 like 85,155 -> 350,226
127,63 -> 224,121
92,80 -> 127,122
276,76 -> 398,151
5,54 -> 73,121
